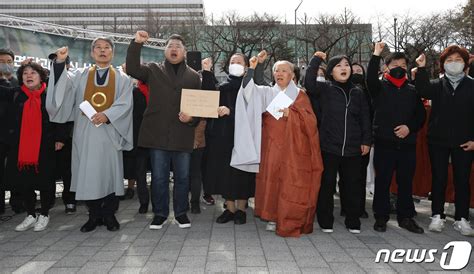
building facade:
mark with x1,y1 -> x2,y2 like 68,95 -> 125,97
0,0 -> 205,34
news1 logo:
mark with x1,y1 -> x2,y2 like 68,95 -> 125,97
375,241 -> 472,270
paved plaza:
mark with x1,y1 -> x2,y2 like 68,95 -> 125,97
0,192 -> 473,273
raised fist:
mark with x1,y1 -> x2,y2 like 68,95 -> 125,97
135,31 -> 149,44
314,51 -> 326,61
201,57 -> 212,71
416,53 -> 426,67
374,42 -> 385,56
249,56 -> 258,69
20,58 -> 34,66
257,50 -> 268,64
56,47 -> 68,62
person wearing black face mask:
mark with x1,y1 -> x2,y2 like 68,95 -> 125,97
367,42 -> 426,234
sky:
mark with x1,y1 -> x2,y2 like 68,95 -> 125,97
203,0 -> 468,24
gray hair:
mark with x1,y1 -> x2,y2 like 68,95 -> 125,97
91,37 -> 115,52
272,60 -> 295,73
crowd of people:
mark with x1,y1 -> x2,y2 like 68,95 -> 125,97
0,30 -> 472,238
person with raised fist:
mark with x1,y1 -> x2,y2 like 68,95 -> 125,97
367,42 -> 426,234
0,61 -> 65,232
415,46 -> 474,236
304,51 -> 371,234
126,31 -> 201,230
46,38 -> 134,233
231,54 -> 323,237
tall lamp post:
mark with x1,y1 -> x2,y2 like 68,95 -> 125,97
294,0 -> 303,64
394,17 -> 398,52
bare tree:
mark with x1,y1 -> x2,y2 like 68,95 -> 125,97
296,8 -> 372,64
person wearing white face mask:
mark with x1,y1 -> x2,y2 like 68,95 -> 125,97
415,45 -> 474,236
316,67 -> 327,82
200,53 -> 258,225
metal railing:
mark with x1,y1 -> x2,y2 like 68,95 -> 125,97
0,14 -> 166,49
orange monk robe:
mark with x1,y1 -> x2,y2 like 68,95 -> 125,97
254,91 -> 323,237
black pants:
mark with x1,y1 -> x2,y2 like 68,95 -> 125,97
317,151 -> 362,229
23,185 -> 55,216
429,145 -> 473,220
0,142 -> 22,211
339,153 -> 370,214
373,145 -> 416,221
134,148 -> 150,206
0,142 -> 7,211
123,148 -> 150,206
85,193 -> 119,220
56,138 -> 76,205
190,148 -> 204,206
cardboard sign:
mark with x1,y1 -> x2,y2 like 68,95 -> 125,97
180,89 -> 220,118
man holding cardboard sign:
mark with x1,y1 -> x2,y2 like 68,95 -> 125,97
126,31 -> 202,230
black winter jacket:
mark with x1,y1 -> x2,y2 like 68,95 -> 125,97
415,67 -> 474,147
367,55 -> 426,149
305,56 -> 372,157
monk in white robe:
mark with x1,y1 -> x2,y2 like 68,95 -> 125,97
46,38 -> 133,232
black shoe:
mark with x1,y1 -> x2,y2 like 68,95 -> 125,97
149,215 -> 167,230
65,204 -> 77,215
104,215 -> 120,231
234,210 -> 246,225
398,218 -> 424,234
191,204 -> 201,214
80,218 -> 101,233
138,204 -> 148,214
360,210 -> 369,219
216,210 -> 234,224
201,194 -> 215,205
175,214 -> 191,228
374,218 -> 387,232
125,188 -> 135,200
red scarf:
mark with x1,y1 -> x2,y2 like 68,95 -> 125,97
137,81 -> 149,105
384,73 -> 407,88
18,82 -> 46,172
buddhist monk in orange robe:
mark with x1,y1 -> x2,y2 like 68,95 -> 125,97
231,54 -> 323,237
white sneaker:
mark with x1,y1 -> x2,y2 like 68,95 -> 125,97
34,215 -> 49,232
15,215 -> 37,231
429,215 -> 445,232
453,218 -> 474,236
321,228 -> 333,233
348,229 -> 360,234
266,221 -> 276,231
